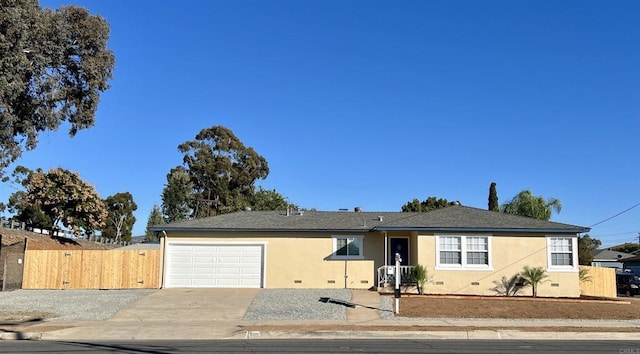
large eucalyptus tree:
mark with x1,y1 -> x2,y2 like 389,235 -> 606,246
0,0 -> 115,178
102,192 -> 137,242
176,126 -> 269,217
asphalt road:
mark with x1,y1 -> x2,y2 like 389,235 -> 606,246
0,340 -> 639,353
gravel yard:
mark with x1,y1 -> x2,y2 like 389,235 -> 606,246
0,289 -> 156,322
244,289 -> 353,320
379,295 -> 394,320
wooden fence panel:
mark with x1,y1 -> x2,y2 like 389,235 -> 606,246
139,250 -> 160,288
64,250 -> 84,289
579,265 -> 616,298
23,249 -> 160,289
23,250 -> 65,289
81,250 -> 105,289
101,250 -> 123,288
123,251 -> 141,288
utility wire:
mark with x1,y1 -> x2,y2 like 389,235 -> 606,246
590,231 -> 638,237
589,202 -> 640,228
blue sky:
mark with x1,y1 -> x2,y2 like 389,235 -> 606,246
2,1 -> 638,247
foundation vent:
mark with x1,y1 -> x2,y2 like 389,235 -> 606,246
294,280 -> 302,284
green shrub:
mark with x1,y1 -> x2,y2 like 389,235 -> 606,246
411,264 -> 430,295
520,266 -> 548,297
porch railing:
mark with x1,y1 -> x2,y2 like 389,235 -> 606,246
377,265 -> 415,288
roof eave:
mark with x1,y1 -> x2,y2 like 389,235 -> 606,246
152,226 -> 590,234
373,226 -> 590,234
152,227 -> 375,233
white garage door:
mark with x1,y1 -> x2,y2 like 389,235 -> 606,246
165,243 -> 264,288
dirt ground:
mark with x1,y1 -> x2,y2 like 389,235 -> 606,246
397,295 -> 640,320
1,228 -> 117,250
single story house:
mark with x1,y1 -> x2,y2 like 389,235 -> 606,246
591,249 -> 635,269
151,205 -> 590,297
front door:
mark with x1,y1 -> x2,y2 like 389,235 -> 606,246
389,238 -> 409,266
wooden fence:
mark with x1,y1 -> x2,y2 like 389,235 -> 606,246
22,249 -> 161,289
579,265 -> 616,298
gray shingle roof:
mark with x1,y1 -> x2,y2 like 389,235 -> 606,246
621,254 -> 640,263
593,249 -> 635,261
152,205 -> 589,234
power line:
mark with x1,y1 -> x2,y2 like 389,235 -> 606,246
591,231 -> 639,237
589,202 -> 640,228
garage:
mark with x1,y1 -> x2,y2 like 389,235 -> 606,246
164,243 -> 264,288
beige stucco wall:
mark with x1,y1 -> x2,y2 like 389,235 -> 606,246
163,231 -> 386,289
415,232 -> 580,298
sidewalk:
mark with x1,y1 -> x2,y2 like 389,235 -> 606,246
3,290 -> 640,341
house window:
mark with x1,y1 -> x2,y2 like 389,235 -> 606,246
332,235 -> 364,259
466,237 -> 488,265
548,237 -> 576,269
439,236 -> 461,265
437,235 -> 491,269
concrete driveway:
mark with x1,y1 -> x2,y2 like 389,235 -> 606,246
109,288 -> 262,322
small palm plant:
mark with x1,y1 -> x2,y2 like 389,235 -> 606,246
491,274 -> 525,296
411,264 -> 430,295
520,266 -> 548,297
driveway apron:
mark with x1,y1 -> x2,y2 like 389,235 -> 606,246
109,288 -> 262,322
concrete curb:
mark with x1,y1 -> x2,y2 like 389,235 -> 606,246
236,330 -> 640,340
4,328 -> 640,341
0,331 -> 42,340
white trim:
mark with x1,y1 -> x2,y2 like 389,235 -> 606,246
389,236 -> 410,265
435,234 -> 493,271
331,235 -> 364,260
546,236 -> 578,272
164,241 -> 268,288
384,232 -> 388,267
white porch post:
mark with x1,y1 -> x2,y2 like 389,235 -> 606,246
395,252 -> 402,314
384,232 -> 388,267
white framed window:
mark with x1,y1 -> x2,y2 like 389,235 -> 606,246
547,237 -> 577,271
436,235 -> 492,269
466,236 -> 489,265
439,236 -> 462,265
332,235 -> 364,259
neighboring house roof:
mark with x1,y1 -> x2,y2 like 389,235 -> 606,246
152,205 -> 589,234
116,242 -> 160,250
621,254 -> 640,263
592,249 -> 635,261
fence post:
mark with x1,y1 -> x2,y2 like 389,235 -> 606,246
2,258 -> 6,292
